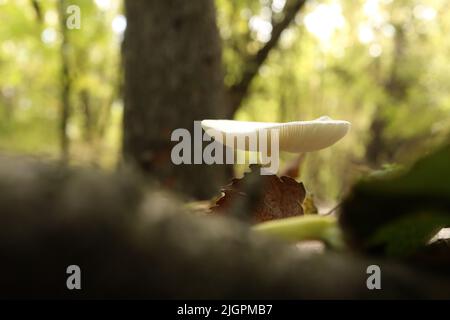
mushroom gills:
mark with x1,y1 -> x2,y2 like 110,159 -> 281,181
201,116 -> 351,153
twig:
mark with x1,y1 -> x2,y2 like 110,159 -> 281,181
227,0 -> 307,116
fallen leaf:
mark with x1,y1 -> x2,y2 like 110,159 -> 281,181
211,165 -> 306,222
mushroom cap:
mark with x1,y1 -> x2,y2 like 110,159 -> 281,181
201,116 -> 351,153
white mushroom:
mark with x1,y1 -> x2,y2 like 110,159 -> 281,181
201,116 -> 351,153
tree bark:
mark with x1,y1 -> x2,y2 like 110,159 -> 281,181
123,0 -> 228,199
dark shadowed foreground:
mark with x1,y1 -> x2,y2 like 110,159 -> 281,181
0,155 -> 449,299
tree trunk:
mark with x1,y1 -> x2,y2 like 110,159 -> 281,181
366,24 -> 406,167
123,0 -> 227,199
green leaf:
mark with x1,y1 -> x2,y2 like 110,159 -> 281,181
340,143 -> 450,257
253,215 -> 344,249
368,211 -> 450,257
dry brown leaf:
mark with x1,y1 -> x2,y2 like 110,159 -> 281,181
211,165 -> 306,222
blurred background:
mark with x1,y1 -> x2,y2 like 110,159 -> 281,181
1,0 -> 449,204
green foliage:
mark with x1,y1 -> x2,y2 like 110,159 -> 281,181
0,0 -> 449,202
0,0 -> 122,166
368,211 -> 450,256
340,143 -> 450,257
219,0 -> 450,201
359,143 -> 450,198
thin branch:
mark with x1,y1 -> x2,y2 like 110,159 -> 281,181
227,0 -> 307,117
31,0 -> 43,23
324,203 -> 342,216
58,0 -> 71,163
